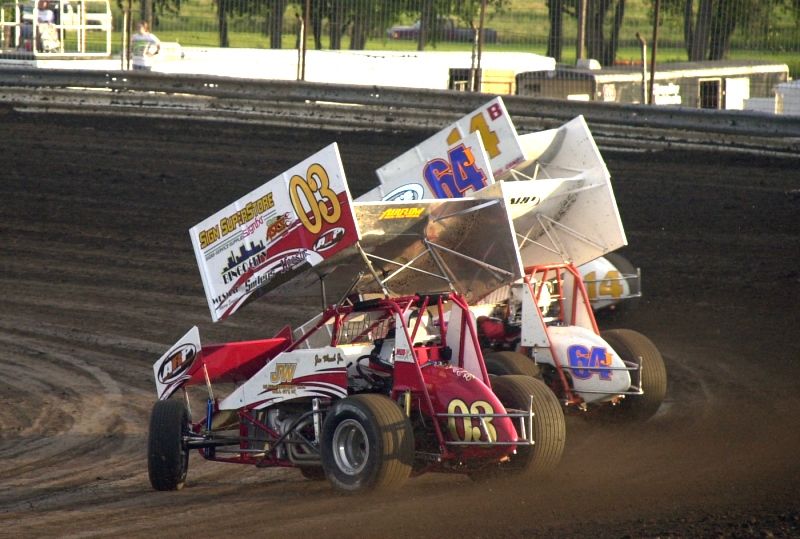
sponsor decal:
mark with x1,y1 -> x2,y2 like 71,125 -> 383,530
270,362 -> 297,384
379,207 -> 425,220
568,345 -> 613,380
314,352 -> 344,366
198,192 -> 275,249
449,366 -> 475,382
510,196 -> 541,206
266,213 -> 292,241
212,248 -> 313,309
156,343 -> 197,385
313,227 -> 345,253
221,240 -> 267,284
262,362 -> 300,392
382,183 -> 424,202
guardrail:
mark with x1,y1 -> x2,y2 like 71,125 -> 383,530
1,67 -> 798,155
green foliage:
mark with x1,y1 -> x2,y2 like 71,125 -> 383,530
127,0 -> 797,76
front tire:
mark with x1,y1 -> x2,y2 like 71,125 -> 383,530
148,399 -> 190,491
321,394 -> 414,492
488,375 -> 566,477
601,329 -> 667,422
484,350 -> 541,379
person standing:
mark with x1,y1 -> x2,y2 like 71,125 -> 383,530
131,21 -> 161,71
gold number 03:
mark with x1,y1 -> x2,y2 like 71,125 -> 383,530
289,163 -> 342,234
447,399 -> 497,443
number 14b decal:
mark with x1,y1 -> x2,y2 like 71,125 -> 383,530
423,145 -> 488,199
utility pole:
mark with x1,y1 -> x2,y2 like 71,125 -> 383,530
471,0 -> 487,92
649,0 -> 661,105
576,0 -> 586,62
636,32 -> 648,104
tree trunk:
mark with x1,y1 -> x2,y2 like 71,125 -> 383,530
546,0 -> 564,61
311,1 -> 323,50
603,0 -> 625,66
267,0 -> 287,49
139,0 -> 153,29
683,0 -> 694,57
708,0 -> 736,60
350,9 -> 369,50
689,0 -> 713,61
585,0 -> 610,62
419,0 -> 435,51
217,0 -> 228,48
329,0 -> 344,50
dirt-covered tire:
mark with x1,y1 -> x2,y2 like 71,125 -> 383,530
484,350 -> 541,379
601,328 -> 667,422
321,394 -> 414,492
148,399 -> 190,491
488,375 -> 566,477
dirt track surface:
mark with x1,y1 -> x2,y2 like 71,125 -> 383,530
1,108 -> 799,538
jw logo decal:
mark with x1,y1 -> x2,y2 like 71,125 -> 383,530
568,345 -> 613,380
423,145 -> 488,199
270,363 -> 297,384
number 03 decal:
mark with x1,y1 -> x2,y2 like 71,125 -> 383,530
289,163 -> 342,234
447,399 -> 497,442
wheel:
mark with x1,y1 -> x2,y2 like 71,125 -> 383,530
494,375 -> 566,475
472,375 -> 565,480
148,399 -> 190,491
601,328 -> 667,422
321,394 -> 414,492
483,350 -> 541,379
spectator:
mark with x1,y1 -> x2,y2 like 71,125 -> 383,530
131,21 -> 161,71
34,0 -> 59,52
37,0 -> 54,24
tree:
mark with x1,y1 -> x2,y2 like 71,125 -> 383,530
266,0 -> 289,49
126,0 -> 181,29
585,0 -> 626,66
663,0 -> 784,61
545,0 -> 626,66
546,0 -> 565,61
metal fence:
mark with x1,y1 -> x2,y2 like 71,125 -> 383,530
1,0 -> 798,111
143,0 -> 798,69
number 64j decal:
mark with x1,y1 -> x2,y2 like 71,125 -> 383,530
289,163 -> 342,234
447,399 -> 497,442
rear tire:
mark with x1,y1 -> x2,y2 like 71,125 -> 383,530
148,399 -> 190,491
321,394 -> 414,492
484,350 -> 540,379
601,329 -> 667,422
484,375 -> 566,477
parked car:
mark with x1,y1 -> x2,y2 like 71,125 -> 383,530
387,17 -> 498,44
